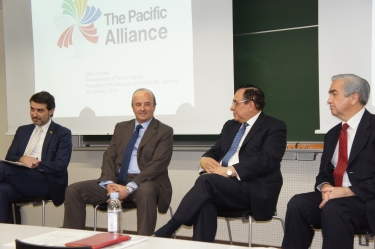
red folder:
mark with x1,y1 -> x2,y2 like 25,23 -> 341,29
65,233 -> 131,249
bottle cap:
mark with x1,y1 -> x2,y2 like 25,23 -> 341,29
110,192 -> 119,199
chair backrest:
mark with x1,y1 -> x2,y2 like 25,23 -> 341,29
15,239 -> 92,249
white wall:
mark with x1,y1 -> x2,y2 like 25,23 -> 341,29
0,9 -> 13,157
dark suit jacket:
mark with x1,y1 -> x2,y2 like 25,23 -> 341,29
5,121 -> 72,206
99,118 -> 174,213
203,112 -> 287,220
315,109 -> 375,232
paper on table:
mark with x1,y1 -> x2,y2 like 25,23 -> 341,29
2,231 -> 147,249
103,237 -> 147,249
2,231 -> 96,247
0,159 -> 27,167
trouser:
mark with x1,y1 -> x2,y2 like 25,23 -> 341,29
63,175 -> 162,235
0,162 -> 49,223
172,174 -> 251,242
281,191 -> 369,249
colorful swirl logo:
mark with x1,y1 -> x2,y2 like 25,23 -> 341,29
56,0 -> 102,48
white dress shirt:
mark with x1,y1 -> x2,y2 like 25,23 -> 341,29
25,119 -> 52,159
199,111 -> 262,181
225,111 -> 262,172
331,108 -> 365,187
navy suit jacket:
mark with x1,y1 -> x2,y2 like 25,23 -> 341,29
203,112 -> 287,220
5,121 -> 72,206
315,109 -> 375,232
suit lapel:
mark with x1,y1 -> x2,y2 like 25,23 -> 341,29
42,121 -> 55,160
138,118 -> 157,149
22,125 -> 36,153
241,112 -> 265,146
348,110 -> 371,165
120,120 -> 136,154
325,124 -> 341,164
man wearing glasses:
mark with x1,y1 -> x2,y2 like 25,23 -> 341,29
154,84 -> 287,242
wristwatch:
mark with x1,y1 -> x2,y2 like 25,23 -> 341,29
126,186 -> 134,194
226,167 -> 233,177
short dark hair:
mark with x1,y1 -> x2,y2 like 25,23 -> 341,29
29,91 -> 55,117
237,84 -> 265,110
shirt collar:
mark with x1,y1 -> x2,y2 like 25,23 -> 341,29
344,108 -> 365,130
36,119 -> 52,132
245,111 -> 262,127
136,117 -> 153,130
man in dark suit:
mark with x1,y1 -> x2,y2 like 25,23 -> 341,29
63,88 -> 173,236
282,74 -> 375,249
154,85 -> 287,242
0,91 -> 72,223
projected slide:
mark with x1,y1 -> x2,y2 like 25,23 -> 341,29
4,0 -> 233,135
31,0 -> 194,118
317,0 -> 372,133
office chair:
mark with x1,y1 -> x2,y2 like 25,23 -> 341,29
12,196 -> 52,226
217,207 -> 285,247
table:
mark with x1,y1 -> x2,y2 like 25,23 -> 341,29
0,224 -> 276,249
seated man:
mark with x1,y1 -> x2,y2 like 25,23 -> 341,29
155,85 -> 287,242
282,74 -> 375,249
0,91 -> 72,222
63,88 -> 173,236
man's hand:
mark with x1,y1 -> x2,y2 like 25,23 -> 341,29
19,156 -> 40,169
106,183 -> 130,201
200,157 -> 221,173
319,184 -> 355,208
211,166 -> 229,177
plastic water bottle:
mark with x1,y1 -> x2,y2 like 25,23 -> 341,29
107,192 -> 122,233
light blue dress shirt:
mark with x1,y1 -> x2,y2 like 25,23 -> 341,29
99,118 -> 153,192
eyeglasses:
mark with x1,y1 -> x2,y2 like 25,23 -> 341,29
231,99 -> 249,107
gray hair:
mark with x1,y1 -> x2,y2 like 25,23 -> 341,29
331,74 -> 370,106
131,88 -> 157,106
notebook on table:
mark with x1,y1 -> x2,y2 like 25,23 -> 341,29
65,233 -> 131,249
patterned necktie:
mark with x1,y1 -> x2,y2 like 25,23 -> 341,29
222,123 -> 249,166
333,123 -> 349,187
24,126 -> 43,156
118,124 -> 143,185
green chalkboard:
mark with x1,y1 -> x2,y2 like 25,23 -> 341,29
232,0 -> 322,141
84,0 -> 323,143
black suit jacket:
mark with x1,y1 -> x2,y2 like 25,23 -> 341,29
315,109 -> 375,232
203,112 -> 287,220
5,121 -> 72,206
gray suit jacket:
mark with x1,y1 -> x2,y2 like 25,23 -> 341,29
99,118 -> 173,213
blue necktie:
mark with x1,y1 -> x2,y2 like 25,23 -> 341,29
221,123 -> 249,166
118,124 -> 143,185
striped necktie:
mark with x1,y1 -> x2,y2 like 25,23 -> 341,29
222,123 -> 249,166
24,126 -> 43,156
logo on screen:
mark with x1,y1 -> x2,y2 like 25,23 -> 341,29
56,0 -> 102,48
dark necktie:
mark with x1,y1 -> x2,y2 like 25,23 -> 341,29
333,123 -> 349,187
222,123 -> 249,166
118,124 -> 143,185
